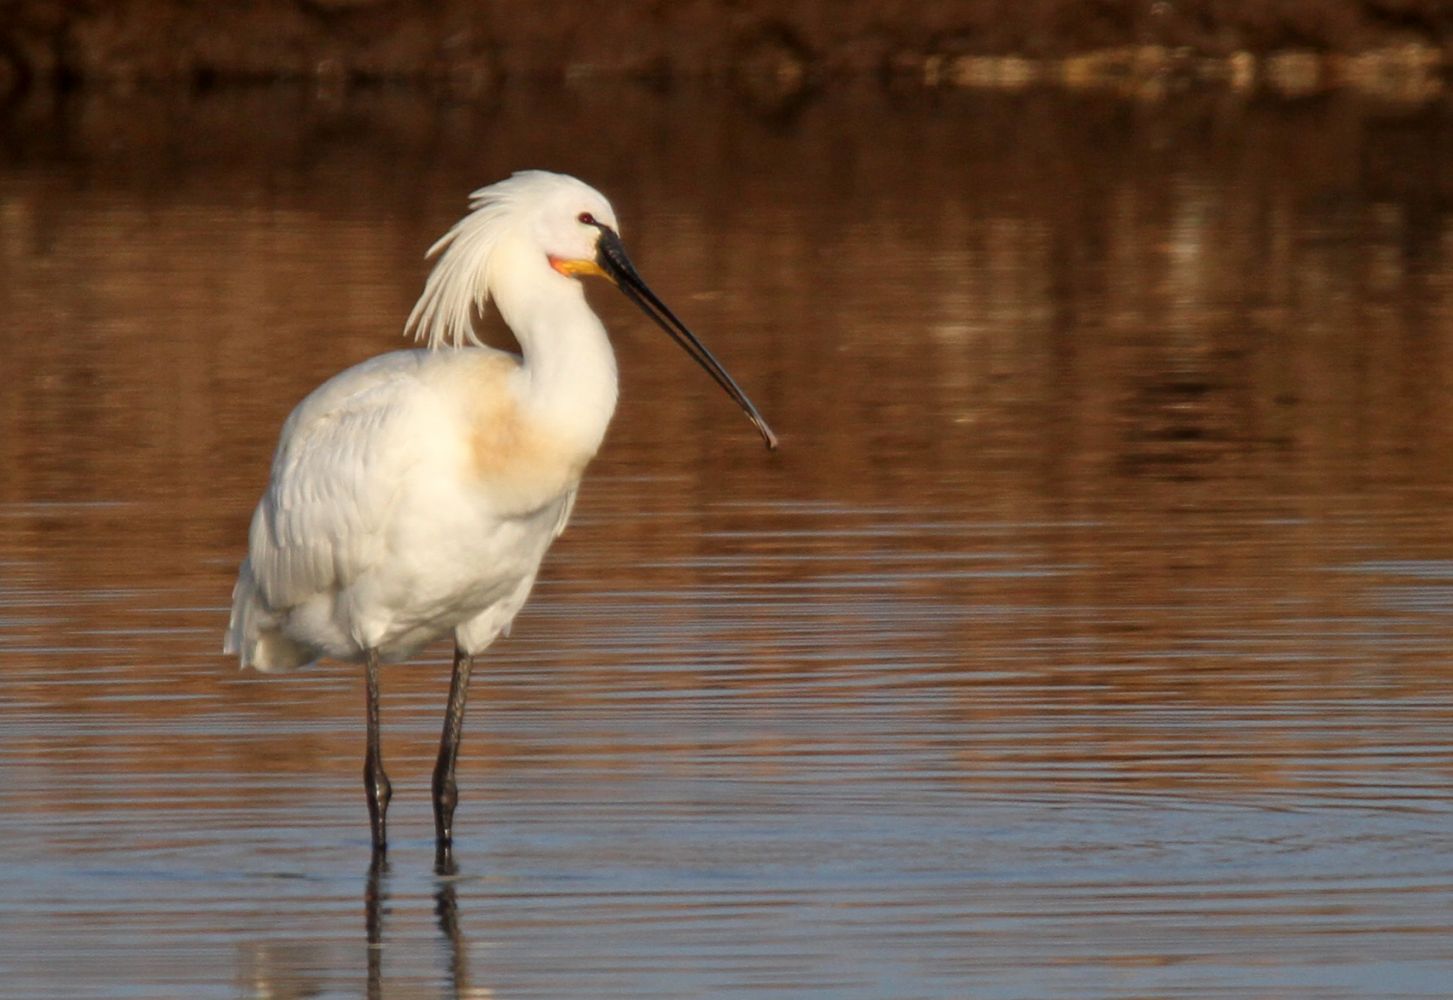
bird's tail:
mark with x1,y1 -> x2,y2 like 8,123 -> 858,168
225,562 -> 316,673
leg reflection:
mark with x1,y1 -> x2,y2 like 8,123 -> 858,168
364,855 -> 389,1000
360,855 -> 478,1000
434,855 -> 472,998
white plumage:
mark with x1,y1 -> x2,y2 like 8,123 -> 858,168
223,170 -> 775,860
226,350 -> 580,671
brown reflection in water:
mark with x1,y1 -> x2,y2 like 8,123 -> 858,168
2,86 -> 1453,819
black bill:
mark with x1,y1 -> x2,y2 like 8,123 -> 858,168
595,227 -> 778,451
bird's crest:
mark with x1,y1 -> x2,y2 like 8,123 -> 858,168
404,170 -> 613,352
404,175 -> 527,351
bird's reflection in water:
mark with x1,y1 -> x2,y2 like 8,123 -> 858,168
365,857 -> 387,1000
432,855 -> 471,998
363,854 -> 483,999
236,941 -> 327,999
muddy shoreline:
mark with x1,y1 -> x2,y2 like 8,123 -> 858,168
4,1 -> 1453,100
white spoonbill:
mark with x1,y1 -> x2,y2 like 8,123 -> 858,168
224,170 -> 776,860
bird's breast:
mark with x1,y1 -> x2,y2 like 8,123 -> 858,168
468,408 -> 590,510
456,355 -> 595,516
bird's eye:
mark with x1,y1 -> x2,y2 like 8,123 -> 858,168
577,212 -> 597,226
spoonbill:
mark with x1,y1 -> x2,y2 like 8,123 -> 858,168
224,170 -> 776,859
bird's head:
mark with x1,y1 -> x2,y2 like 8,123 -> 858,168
523,180 -> 621,282
406,170 -> 777,450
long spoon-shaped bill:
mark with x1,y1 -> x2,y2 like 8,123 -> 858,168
595,228 -> 778,451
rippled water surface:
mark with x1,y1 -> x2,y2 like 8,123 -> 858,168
3,87 -> 1453,998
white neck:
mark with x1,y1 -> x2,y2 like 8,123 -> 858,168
490,244 -> 619,457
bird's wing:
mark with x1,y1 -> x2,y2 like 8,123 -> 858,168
551,487 -> 579,540
247,353 -> 433,611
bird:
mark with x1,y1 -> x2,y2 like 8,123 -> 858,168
224,170 -> 776,862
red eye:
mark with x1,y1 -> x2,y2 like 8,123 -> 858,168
577,212 -> 597,226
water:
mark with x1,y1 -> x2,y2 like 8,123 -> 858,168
3,86 -> 1453,998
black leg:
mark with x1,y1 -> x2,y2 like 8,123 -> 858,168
432,643 -> 474,861
364,648 -> 392,855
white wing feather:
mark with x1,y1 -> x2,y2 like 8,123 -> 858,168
228,353 -> 433,668
551,488 -> 578,540
256,355 -> 426,605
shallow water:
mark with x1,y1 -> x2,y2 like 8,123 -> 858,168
3,86 -> 1453,998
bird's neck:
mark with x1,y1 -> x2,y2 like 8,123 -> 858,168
493,258 -> 619,458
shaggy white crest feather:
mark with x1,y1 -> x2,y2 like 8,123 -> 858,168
403,170 -> 611,351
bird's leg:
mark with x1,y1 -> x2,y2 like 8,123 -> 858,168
364,648 -> 392,855
432,643 -> 475,861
